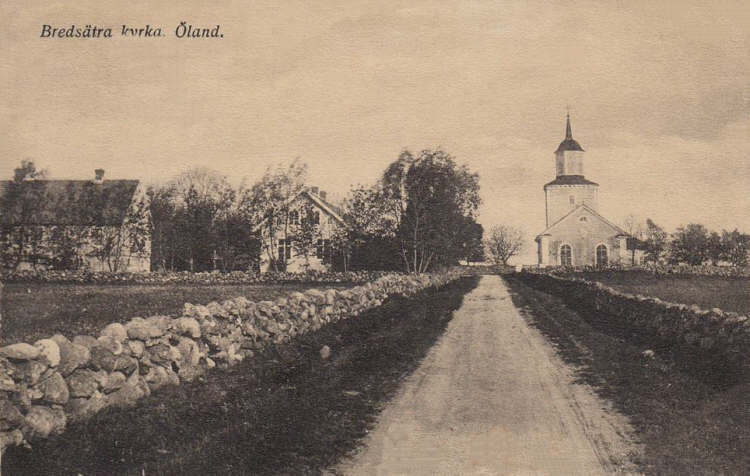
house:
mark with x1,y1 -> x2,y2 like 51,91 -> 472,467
0,169 -> 151,272
254,186 -> 347,272
535,115 -> 643,267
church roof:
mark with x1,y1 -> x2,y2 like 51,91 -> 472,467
535,204 -> 628,241
544,175 -> 599,187
555,114 -> 584,153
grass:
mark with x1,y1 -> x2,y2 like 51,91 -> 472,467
2,282 -> 351,345
2,276 -> 478,475
563,270 -> 750,314
504,274 -> 750,475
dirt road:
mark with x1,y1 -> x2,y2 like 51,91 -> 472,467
336,275 -> 640,475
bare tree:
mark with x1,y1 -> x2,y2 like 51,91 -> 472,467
622,214 -> 645,265
485,225 -> 524,266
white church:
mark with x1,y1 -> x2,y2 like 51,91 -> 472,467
535,115 -> 642,267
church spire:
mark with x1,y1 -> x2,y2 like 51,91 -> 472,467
555,111 -> 584,153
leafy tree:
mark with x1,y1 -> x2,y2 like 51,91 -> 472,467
88,190 -> 150,271
148,168 -> 236,272
290,201 -> 322,271
237,159 -> 307,271
643,218 -> 667,263
1,161 -> 50,270
387,149 -> 481,273
341,149 -> 480,273
668,223 -> 710,265
720,229 -> 750,267
707,231 -> 723,266
484,225 -> 524,266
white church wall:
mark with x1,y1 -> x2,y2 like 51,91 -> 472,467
543,207 -> 625,266
545,184 -> 599,226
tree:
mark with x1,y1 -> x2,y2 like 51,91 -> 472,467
88,190 -> 150,271
237,159 -> 308,271
1,160 -> 50,270
341,149 -> 480,273
668,223 -> 710,265
643,218 -> 667,263
707,231 -> 723,266
484,225 -> 524,266
147,168 -> 236,272
290,201 -> 322,271
389,149 -> 481,273
460,219 -> 484,263
622,214 -> 646,265
720,229 -> 750,267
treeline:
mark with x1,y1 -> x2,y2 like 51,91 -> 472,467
2,149 -> 484,274
636,219 -> 749,267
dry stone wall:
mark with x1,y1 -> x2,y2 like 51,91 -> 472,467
517,272 -> 750,360
1,269 -> 391,285
525,264 -> 750,277
0,271 -> 462,452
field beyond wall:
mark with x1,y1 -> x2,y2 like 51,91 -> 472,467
2,282 -> 352,345
561,270 -> 750,314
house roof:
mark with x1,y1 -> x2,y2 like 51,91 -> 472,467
535,203 -> 628,241
544,175 -> 599,187
251,189 -> 346,232
304,191 -> 345,224
0,179 -> 140,226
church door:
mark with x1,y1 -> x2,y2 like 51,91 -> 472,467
596,244 -> 608,267
560,244 -> 572,267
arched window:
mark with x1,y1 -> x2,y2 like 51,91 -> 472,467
560,244 -> 572,267
596,244 -> 608,267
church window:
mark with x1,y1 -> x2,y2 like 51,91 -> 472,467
596,244 -> 608,267
579,216 -> 587,222
560,244 -> 572,267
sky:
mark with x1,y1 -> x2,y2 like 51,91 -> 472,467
2,0 -> 749,263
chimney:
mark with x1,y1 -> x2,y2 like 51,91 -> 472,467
94,169 -> 105,184
320,190 -> 327,200
310,186 -> 319,195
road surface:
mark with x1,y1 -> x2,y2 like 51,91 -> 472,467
335,275 -> 640,475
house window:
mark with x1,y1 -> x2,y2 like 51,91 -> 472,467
560,244 -> 572,267
316,239 -> 331,259
278,239 -> 292,261
569,195 -> 575,205
313,211 -> 320,225
596,244 -> 608,267
289,210 -> 299,225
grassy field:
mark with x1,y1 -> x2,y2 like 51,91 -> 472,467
2,282 -> 351,344
564,270 -> 750,314
504,275 -> 750,475
2,276 -> 478,475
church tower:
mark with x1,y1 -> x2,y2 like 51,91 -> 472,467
544,114 -> 599,227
